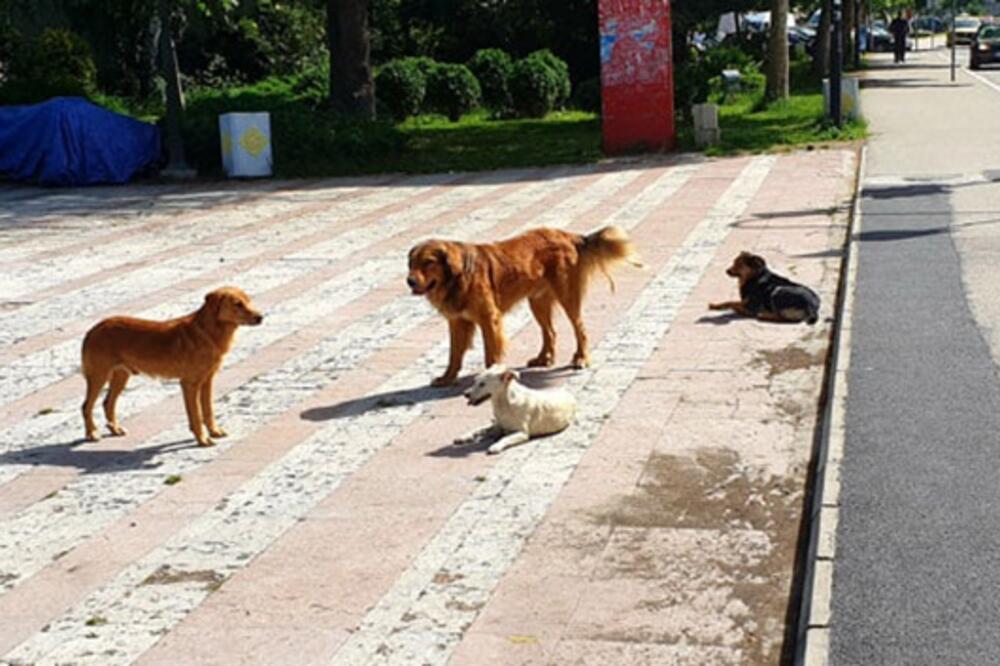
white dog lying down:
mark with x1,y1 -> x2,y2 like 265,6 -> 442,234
461,365 -> 576,455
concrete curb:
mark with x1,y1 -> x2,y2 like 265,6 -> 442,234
793,144 -> 867,666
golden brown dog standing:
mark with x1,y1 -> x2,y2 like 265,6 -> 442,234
407,225 -> 643,386
80,287 -> 263,446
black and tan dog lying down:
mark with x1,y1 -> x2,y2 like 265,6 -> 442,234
709,251 -> 820,324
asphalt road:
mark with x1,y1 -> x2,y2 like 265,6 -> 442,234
830,49 -> 1000,664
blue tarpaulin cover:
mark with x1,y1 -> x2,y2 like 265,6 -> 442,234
0,97 -> 161,186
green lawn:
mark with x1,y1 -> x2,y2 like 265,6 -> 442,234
390,110 -> 602,173
696,92 -> 867,156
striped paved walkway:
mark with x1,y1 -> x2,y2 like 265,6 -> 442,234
0,151 -> 854,665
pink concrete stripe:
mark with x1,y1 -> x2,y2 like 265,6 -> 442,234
0,163 -> 650,654
134,160 -> 740,664
3,177 -> 400,312
0,174 -> 468,369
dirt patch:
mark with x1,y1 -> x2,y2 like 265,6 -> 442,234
141,565 -> 225,591
594,450 -> 803,663
432,570 -> 464,585
755,345 -> 826,379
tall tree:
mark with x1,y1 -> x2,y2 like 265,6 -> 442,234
843,0 -> 855,68
766,0 -> 789,101
814,0 -> 832,78
328,0 -> 374,118
158,0 -> 191,174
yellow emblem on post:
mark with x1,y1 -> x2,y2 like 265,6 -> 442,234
239,126 -> 268,157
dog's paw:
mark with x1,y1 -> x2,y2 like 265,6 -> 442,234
708,302 -> 725,311
571,354 -> 590,370
526,354 -> 555,368
107,424 -> 127,437
197,437 -> 217,447
85,430 -> 101,443
487,443 -> 504,455
208,426 -> 228,438
431,375 -> 456,388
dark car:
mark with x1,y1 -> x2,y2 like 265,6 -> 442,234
970,24 -> 1000,69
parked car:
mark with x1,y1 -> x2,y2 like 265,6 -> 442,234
970,24 -> 1000,69
912,16 -> 946,34
948,16 -> 983,46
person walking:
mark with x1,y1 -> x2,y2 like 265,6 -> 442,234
889,11 -> 910,63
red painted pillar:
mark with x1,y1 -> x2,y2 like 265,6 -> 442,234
599,0 -> 675,154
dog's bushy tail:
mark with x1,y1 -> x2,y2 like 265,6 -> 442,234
578,225 -> 645,293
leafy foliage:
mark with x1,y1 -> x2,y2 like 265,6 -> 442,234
0,27 -> 97,104
467,48 -> 513,114
527,48 -> 571,108
509,53 -> 560,118
425,62 -> 481,122
375,58 -> 427,121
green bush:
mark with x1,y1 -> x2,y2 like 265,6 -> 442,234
528,49 -> 571,108
425,63 -> 481,122
467,48 -> 513,113
376,58 -> 427,121
570,76 -> 601,114
0,28 -> 98,105
509,55 -> 560,118
180,76 -> 406,178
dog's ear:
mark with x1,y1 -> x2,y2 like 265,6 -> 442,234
746,254 -> 767,273
501,369 -> 517,384
203,290 -> 223,313
435,244 -> 464,281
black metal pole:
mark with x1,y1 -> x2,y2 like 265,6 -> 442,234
853,0 -> 862,69
831,0 -> 843,127
951,0 -> 957,82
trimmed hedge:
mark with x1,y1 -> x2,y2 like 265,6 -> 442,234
376,58 -> 427,121
425,62 -> 481,122
467,48 -> 513,114
509,54 -> 560,119
0,28 -> 97,105
528,49 -> 571,108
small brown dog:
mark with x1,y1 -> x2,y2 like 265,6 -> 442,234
407,225 -> 643,386
80,287 -> 263,446
709,252 -> 820,324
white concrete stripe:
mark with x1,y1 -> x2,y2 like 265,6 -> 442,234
0,166 -> 591,464
0,174 -> 466,349
0,165 -> 646,598
329,155 -> 776,665
0,164 -> 702,665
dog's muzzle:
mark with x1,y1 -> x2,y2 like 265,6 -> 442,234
726,268 -> 737,277
465,393 -> 490,406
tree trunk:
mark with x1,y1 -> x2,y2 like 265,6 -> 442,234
157,0 -> 189,172
815,0 -> 832,78
766,0 -> 789,102
328,0 -> 375,119
843,0 -> 855,69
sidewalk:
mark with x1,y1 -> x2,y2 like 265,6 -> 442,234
0,149 -> 853,664
805,48 -> 1000,665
